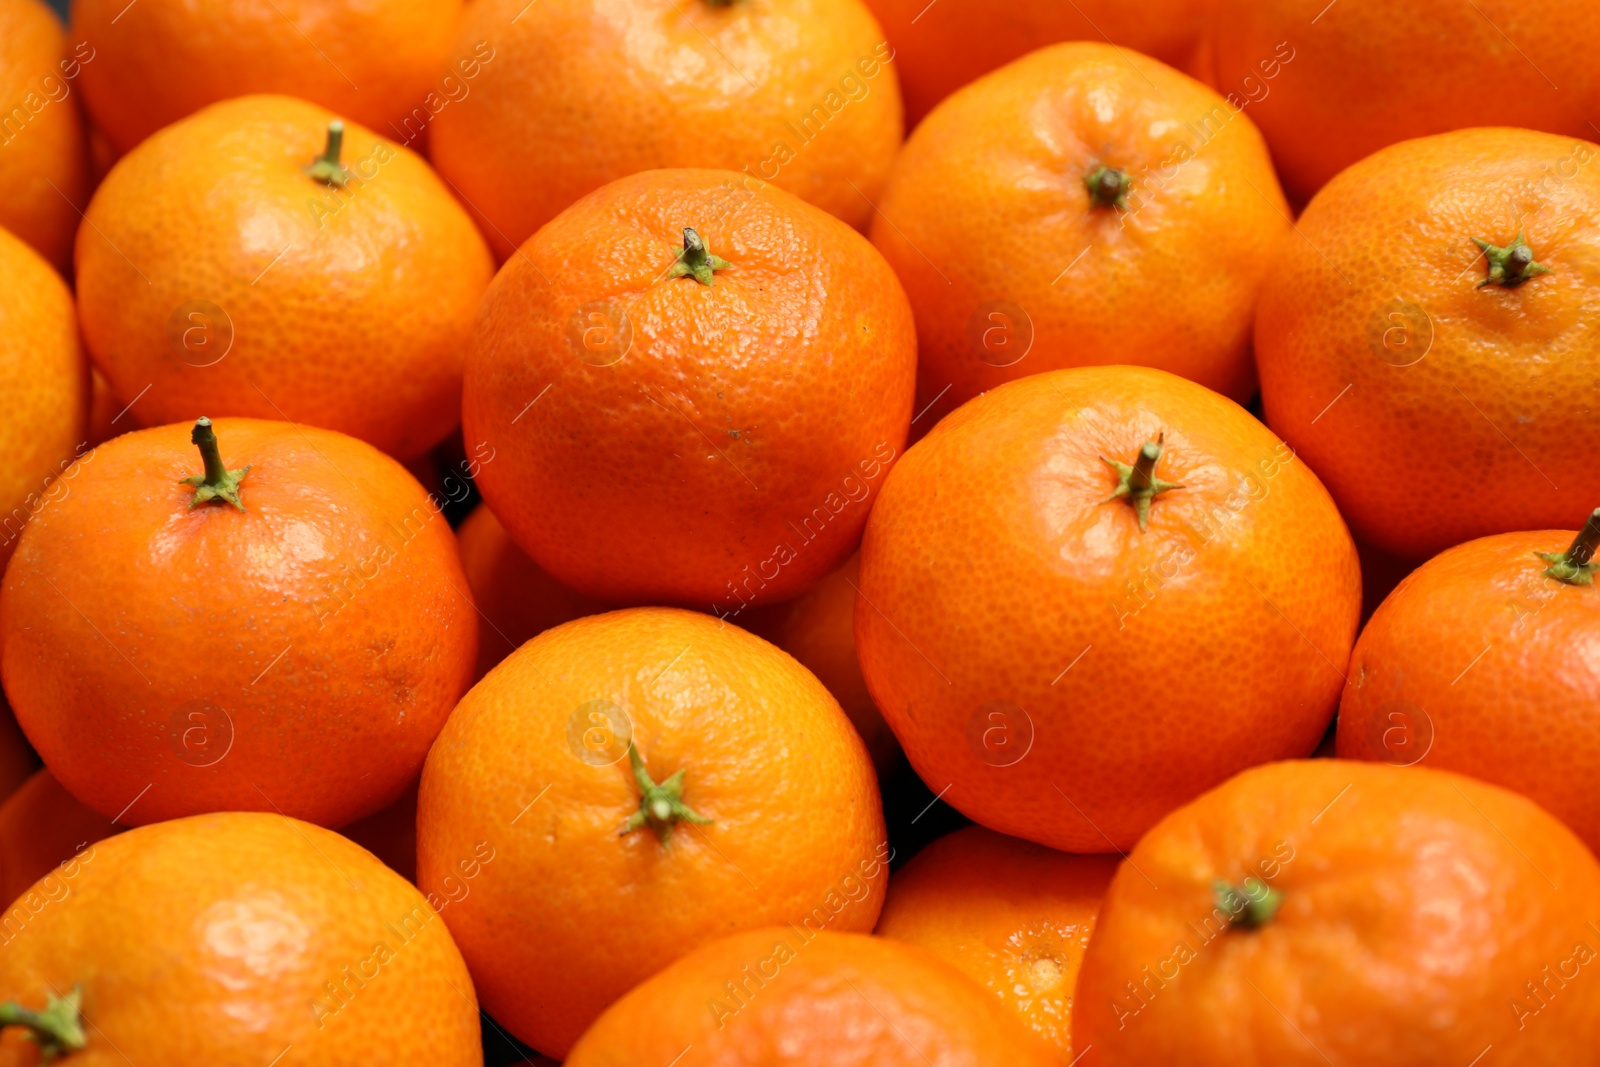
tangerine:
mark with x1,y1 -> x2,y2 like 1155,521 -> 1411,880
0,417 -> 477,828
76,95 -> 493,459
872,42 -> 1288,428
855,366 -> 1361,852
464,168 -> 916,609
417,606 -> 886,1056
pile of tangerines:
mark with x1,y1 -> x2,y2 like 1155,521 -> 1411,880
3,0 -> 1600,1063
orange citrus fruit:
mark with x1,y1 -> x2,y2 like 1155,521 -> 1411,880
856,366 -> 1361,852
418,606 -> 886,1057
1075,760 -> 1600,1064
463,168 -> 916,609
866,0 -> 1217,125
76,94 -> 493,459
1212,0 -> 1600,203
566,928 -> 1060,1066
1337,516 -> 1600,853
0,0 -> 89,272
872,43 -> 1288,429
0,224 -> 88,576
431,0 -> 904,258
1255,127 -> 1600,560
0,417 -> 477,829
876,825 -> 1119,1062
72,0 -> 461,154
0,812 -> 481,1065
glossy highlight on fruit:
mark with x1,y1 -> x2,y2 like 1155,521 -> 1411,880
464,168 -> 916,610
0,417 -> 477,829
1256,127 -> 1600,559
1075,760 -> 1600,1065
418,607 -> 886,1057
76,95 -> 493,459
565,928 -> 1060,1066
1338,519 -> 1600,852
0,812 -> 481,1065
431,0 -> 904,258
856,366 -> 1361,852
873,43 -> 1288,428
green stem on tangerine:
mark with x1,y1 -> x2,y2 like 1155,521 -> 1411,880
1214,879 -> 1283,931
619,742 -> 713,847
1475,231 -> 1552,289
179,417 -> 251,512
305,120 -> 355,187
1100,433 -> 1181,533
1084,166 -> 1132,210
667,227 -> 732,286
1537,507 -> 1600,586
0,988 -> 87,1062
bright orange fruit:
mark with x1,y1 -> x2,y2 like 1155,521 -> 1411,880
0,225 -> 88,576
1338,516 -> 1600,853
0,812 -> 481,1065
1074,760 -> 1600,1065
464,168 -> 916,609
1255,127 -> 1600,560
0,0 -> 89,272
872,43 -> 1288,428
856,366 -> 1361,852
865,0 -> 1216,125
0,417 -> 477,829
431,0 -> 904,258
565,928 -> 1060,1066
71,0 -> 461,154
876,826 -> 1119,1062
418,607 -> 886,1057
1212,0 -> 1600,203
76,95 -> 493,459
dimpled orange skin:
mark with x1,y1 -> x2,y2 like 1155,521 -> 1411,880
1212,0 -> 1600,205
0,417 -> 477,828
0,769 -> 117,909
456,502 -> 604,680
875,826 -> 1119,1063
565,928 -> 1060,1067
855,366 -> 1361,853
1338,530 -> 1600,853
1074,760 -> 1600,1065
71,0 -> 459,154
739,553 -> 900,776
864,0 -> 1215,126
430,0 -> 903,259
1255,128 -> 1600,561
0,812 -> 481,1066
0,226 -> 89,576
464,169 -> 916,609
0,0 -> 88,272
872,43 -> 1288,429
417,607 -> 887,1057
75,95 -> 493,460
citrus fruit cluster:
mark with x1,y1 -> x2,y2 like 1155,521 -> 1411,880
1,0 -> 1598,1064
